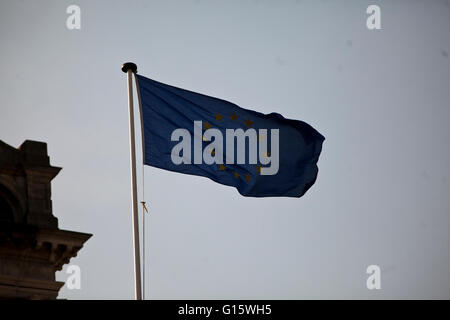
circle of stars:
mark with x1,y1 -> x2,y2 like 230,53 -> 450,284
202,112 -> 270,184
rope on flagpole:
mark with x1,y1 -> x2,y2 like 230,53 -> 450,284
134,72 -> 148,300
141,165 -> 147,300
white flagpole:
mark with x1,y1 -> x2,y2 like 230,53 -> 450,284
121,62 -> 142,300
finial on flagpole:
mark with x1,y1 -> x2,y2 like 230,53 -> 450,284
121,62 -> 138,73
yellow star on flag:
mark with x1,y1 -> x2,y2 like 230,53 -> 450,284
204,121 -> 212,129
245,119 -> 253,127
219,164 -> 226,171
245,174 -> 251,182
230,113 -> 238,121
215,113 -> 223,121
233,172 -> 240,179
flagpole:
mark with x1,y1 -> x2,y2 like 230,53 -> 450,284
121,62 -> 142,300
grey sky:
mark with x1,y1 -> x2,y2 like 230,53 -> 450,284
0,0 -> 449,299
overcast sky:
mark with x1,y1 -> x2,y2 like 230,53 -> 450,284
0,0 -> 449,299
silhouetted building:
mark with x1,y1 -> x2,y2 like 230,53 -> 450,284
0,140 -> 91,299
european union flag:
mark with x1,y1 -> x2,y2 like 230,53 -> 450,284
136,74 -> 325,198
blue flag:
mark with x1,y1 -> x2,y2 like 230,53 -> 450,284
136,74 -> 325,197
